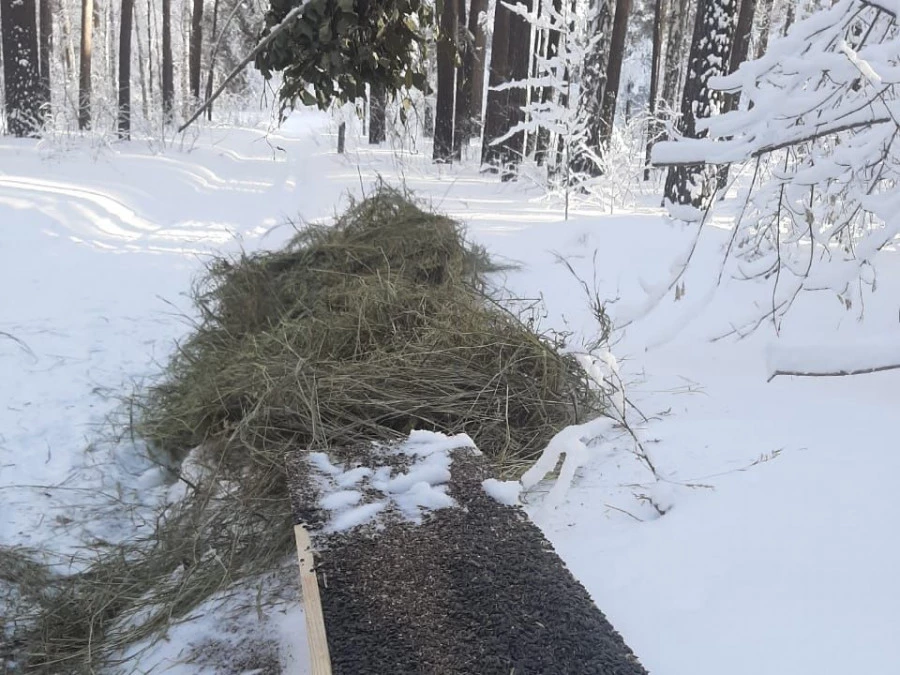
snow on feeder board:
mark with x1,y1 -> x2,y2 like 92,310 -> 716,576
286,431 -> 648,675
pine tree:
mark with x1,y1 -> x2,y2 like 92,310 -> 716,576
39,0 -> 52,108
78,0 -> 93,129
369,83 -> 387,143
499,0 -> 533,173
481,0 -> 511,167
467,0 -> 488,131
452,0 -> 470,160
663,0 -> 736,205
118,0 -> 135,138
644,0 -> 664,179
189,0 -> 203,100
597,0 -> 633,148
162,0 -> 174,120
434,0 -> 457,161
1,0 -> 43,136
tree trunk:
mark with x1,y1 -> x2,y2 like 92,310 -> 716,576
205,0 -> 220,120
337,121 -> 346,153
61,0 -> 76,82
725,0 -> 755,110
452,0 -> 470,160
118,0 -> 134,138
162,0 -> 173,119
147,0 -> 153,97
134,3 -> 149,119
644,0 -> 664,179
573,0 -> 613,175
78,0 -> 92,129
660,0 -> 689,111
39,0 -> 52,109
467,0 -> 487,132
369,82 -> 386,143
753,0 -> 773,58
525,0 -> 543,159
181,0 -> 190,116
781,0 -> 794,36
481,0 -> 510,168
494,0 -> 532,176
433,0 -> 457,162
535,0 -> 562,166
664,0 -> 736,206
598,0 -> 633,148
1,0 -> 43,135
189,0 -> 202,100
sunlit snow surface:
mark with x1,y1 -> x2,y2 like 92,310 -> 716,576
2,110 -> 899,673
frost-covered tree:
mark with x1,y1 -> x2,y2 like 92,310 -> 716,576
653,0 -> 900,332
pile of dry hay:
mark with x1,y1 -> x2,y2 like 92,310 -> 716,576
5,187 -> 602,673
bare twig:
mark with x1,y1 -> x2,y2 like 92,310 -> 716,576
768,362 -> 900,381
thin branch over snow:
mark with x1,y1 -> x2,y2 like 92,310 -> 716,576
766,339 -> 900,381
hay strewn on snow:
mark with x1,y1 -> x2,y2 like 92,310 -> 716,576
139,185 -> 600,468
5,187 -> 602,673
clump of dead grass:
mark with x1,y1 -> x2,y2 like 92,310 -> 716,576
8,186 -> 602,673
138,185 -> 597,468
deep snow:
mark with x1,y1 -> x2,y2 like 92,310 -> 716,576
2,110 -> 898,673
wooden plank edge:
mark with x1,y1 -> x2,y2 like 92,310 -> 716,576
293,523 -> 333,675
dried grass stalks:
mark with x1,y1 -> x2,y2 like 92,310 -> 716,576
5,186 -> 601,672
139,185 -> 598,467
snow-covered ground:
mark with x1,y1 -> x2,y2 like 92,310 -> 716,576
2,112 -> 898,673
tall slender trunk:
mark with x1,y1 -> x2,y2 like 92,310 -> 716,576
660,0 -> 689,111
644,0 -> 664,179
78,0 -> 93,129
134,3 -> 149,119
781,0 -> 794,36
118,0 -> 134,138
205,0 -> 220,120
105,0 -> 114,99
162,0 -> 174,119
664,0 -> 736,206
481,0 -> 510,167
753,0 -> 773,58
1,0 -> 43,135
369,82 -> 386,143
573,0 -> 612,175
467,0 -> 488,131
39,0 -> 53,109
499,0 -> 532,175
181,0 -> 190,116
598,0 -> 633,148
716,0 -> 756,188
61,0 -> 76,82
452,0 -> 470,160
189,0 -> 203,100
535,0 -> 562,166
434,0 -> 457,162
147,0 -> 153,97
525,0 -> 543,159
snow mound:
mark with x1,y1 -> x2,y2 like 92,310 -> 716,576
482,478 -> 522,506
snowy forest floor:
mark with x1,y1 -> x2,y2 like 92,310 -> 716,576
2,111 -> 899,674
